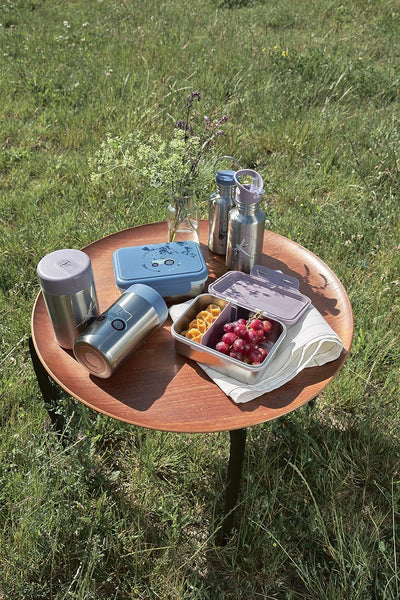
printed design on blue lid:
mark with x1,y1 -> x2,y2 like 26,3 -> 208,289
174,241 -> 198,257
140,243 -> 197,273
142,246 -> 182,273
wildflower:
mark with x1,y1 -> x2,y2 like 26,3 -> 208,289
90,91 -> 228,199
175,119 -> 193,136
188,90 -> 201,102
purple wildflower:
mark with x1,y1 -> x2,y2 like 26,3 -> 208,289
188,90 -> 201,102
175,119 -> 193,136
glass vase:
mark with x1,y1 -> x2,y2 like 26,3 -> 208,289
167,190 -> 199,243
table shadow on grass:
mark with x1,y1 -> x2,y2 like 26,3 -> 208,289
183,414 -> 400,597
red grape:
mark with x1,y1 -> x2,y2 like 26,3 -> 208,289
232,338 -> 246,353
234,323 -> 247,338
222,332 -> 237,346
244,329 -> 258,344
213,314 -> 271,365
258,347 -> 268,361
215,341 -> 230,354
262,319 -> 273,334
229,350 -> 245,361
248,348 -> 263,364
254,329 -> 266,343
250,318 -> 263,331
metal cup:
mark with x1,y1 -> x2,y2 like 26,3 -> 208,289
73,284 -> 168,378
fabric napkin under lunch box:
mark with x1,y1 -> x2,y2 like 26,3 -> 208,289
169,301 -> 344,404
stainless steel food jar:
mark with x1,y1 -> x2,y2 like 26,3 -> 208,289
73,284 -> 168,378
37,249 -> 99,349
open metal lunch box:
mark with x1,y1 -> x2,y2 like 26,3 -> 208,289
171,265 -> 311,384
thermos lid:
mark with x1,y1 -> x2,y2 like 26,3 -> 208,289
37,249 -> 94,296
216,169 -> 236,186
125,284 -> 168,323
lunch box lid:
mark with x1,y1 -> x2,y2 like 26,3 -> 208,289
208,265 -> 311,325
112,241 -> 208,296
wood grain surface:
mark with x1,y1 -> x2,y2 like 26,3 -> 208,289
31,221 -> 353,433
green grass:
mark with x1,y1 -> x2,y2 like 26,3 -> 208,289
1,0 -> 399,598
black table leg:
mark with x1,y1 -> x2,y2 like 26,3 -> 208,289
29,336 -> 65,437
218,427 -> 247,544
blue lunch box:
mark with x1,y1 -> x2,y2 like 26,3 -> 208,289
112,241 -> 209,300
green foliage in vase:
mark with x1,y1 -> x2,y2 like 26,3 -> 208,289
89,91 -> 228,201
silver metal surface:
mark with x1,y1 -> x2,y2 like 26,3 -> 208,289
73,292 -> 161,378
225,201 -> 265,274
208,184 -> 236,255
42,283 -> 98,349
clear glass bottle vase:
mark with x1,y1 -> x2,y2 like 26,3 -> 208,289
167,189 -> 199,243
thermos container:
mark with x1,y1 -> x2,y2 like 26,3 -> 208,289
225,169 -> 265,273
37,249 -> 99,349
73,283 -> 168,378
208,156 -> 241,255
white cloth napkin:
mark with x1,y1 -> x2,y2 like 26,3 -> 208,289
169,301 -> 344,404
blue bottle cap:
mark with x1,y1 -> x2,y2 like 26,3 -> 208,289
216,169 -> 236,186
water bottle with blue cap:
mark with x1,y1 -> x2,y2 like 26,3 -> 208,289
208,156 -> 241,255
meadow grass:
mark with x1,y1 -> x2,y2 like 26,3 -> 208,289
0,0 -> 399,598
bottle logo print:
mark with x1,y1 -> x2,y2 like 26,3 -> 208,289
233,239 -> 251,258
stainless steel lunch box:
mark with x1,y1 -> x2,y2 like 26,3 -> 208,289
171,266 -> 311,384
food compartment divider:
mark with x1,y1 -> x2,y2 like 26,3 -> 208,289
201,303 -> 245,348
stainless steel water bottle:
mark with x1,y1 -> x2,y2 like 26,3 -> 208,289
208,156 -> 241,255
225,169 -> 265,273
73,284 -> 168,378
37,249 -> 99,349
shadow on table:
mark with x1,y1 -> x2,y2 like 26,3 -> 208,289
261,254 -> 341,319
193,347 -> 347,413
87,326 -> 186,411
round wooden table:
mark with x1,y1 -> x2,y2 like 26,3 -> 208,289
30,220 -> 353,540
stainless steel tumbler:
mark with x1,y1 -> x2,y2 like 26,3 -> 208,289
37,249 -> 99,349
73,284 -> 168,378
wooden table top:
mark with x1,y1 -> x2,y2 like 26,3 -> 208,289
31,221 -> 353,433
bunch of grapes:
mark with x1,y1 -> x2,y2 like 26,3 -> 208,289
215,313 -> 274,365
